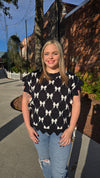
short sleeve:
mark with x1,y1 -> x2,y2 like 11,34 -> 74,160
22,73 -> 32,95
71,74 -> 84,96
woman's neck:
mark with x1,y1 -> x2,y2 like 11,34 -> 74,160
46,68 -> 60,74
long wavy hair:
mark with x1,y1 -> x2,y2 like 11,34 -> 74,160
39,40 -> 68,85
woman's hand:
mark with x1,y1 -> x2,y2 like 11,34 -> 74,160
59,128 -> 73,147
27,126 -> 39,144
59,91 -> 81,147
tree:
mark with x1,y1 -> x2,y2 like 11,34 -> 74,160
35,0 -> 43,70
55,0 -> 61,41
2,52 -> 8,69
0,0 -> 18,18
7,35 -> 21,71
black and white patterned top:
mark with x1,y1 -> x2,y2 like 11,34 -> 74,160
23,70 -> 83,135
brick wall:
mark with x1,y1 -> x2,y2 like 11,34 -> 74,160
60,0 -> 100,73
43,2 -> 76,42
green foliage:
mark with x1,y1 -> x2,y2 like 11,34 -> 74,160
7,35 -> 22,71
0,0 -> 18,18
28,66 -> 36,73
11,66 -> 20,73
94,77 -> 100,100
21,65 -> 35,73
76,72 -> 100,100
2,52 -> 8,70
3,35 -> 36,74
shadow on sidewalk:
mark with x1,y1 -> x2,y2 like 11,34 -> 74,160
0,79 -> 19,85
68,94 -> 92,177
81,103 -> 100,178
81,139 -> 100,178
0,114 -> 24,141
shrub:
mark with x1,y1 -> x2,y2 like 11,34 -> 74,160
76,72 -> 100,100
11,66 -> 20,73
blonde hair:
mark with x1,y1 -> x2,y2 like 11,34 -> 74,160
39,40 -> 68,85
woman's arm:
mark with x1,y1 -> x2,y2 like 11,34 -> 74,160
59,90 -> 81,147
22,91 -> 39,143
68,90 -> 81,132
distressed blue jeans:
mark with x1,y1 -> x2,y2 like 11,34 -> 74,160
34,130 -> 72,178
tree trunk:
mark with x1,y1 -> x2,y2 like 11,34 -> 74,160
35,0 -> 43,70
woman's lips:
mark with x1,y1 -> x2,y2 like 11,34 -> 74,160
47,60 -> 55,64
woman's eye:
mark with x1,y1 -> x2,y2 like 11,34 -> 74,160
44,52 -> 58,55
53,51 -> 59,55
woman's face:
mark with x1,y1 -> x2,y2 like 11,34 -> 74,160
43,44 -> 60,73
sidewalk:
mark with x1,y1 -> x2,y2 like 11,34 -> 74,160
0,78 -> 100,178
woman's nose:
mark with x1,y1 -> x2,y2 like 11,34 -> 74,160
49,54 -> 53,58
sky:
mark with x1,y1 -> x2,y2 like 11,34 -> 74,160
0,0 -> 84,52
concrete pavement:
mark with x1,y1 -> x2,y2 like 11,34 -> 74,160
0,78 -> 100,178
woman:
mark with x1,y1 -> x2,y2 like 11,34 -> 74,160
22,40 -> 83,178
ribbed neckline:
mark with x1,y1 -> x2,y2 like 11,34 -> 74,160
47,72 -> 60,78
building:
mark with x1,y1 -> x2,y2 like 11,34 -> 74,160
20,1 -> 76,68
20,0 -> 100,73
60,0 -> 100,73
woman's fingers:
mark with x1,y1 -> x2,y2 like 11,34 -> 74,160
30,133 -> 39,143
28,127 -> 39,143
59,136 -> 71,147
59,128 -> 72,147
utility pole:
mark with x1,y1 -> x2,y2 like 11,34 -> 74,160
4,14 -> 8,45
25,19 -> 28,73
4,13 -> 10,70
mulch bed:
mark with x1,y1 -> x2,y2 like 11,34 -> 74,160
11,94 -> 100,144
